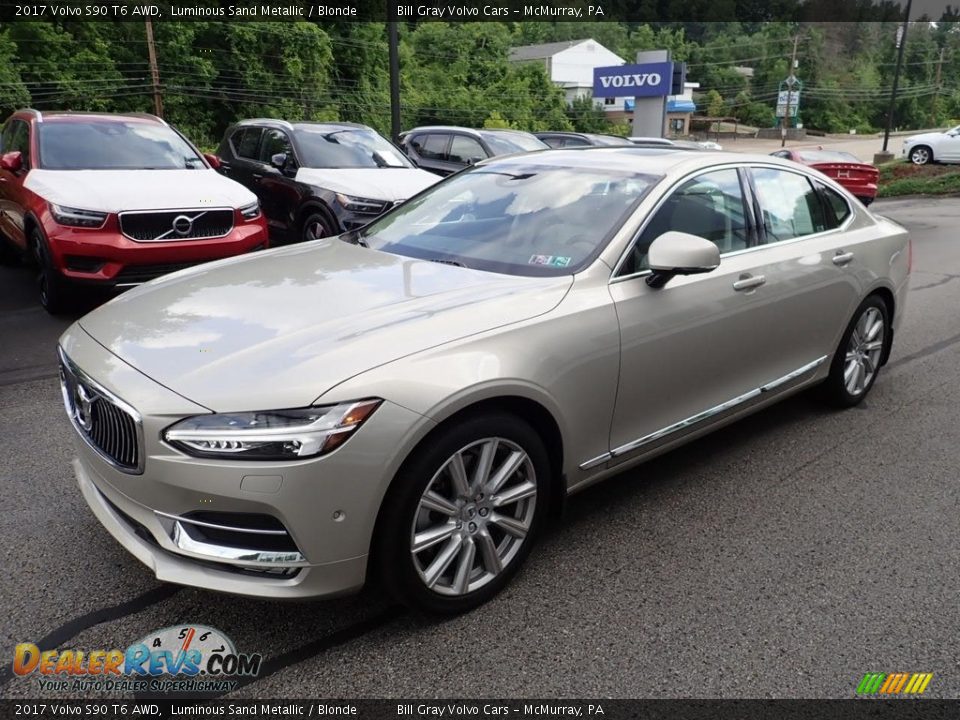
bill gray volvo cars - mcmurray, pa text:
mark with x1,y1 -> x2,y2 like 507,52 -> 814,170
57,147 -> 910,613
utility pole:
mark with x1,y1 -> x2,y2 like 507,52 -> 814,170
144,20 -> 163,118
931,46 -> 944,126
881,0 -> 913,155
388,21 -> 401,144
780,33 -> 800,148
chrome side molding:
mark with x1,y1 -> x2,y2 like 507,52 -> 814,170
579,355 -> 828,470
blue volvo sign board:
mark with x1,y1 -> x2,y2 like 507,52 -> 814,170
593,62 -> 673,98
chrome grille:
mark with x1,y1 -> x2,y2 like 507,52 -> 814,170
119,208 -> 234,242
59,349 -> 143,474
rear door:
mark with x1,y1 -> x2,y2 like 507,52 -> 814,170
406,132 -> 453,176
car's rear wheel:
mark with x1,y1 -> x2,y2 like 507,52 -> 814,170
822,296 -> 889,407
300,210 -> 336,242
909,145 -> 932,165
376,412 -> 550,614
31,227 -> 72,315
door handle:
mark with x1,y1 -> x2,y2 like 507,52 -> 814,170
832,251 -> 854,266
733,274 -> 766,291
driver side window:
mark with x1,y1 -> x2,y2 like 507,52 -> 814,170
618,168 -> 749,276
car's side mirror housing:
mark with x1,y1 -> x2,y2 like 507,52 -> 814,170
1,151 -> 23,172
646,231 -> 721,289
270,152 -> 288,170
203,153 -> 221,170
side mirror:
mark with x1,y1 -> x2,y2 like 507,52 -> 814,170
203,153 -> 221,170
1,151 -> 23,172
270,152 -> 288,170
646,231 -> 720,289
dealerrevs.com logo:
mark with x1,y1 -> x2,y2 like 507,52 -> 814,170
13,625 -> 261,694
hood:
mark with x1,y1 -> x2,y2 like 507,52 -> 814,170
294,168 -> 440,202
24,169 -> 256,214
903,131 -> 946,145
77,241 -> 571,411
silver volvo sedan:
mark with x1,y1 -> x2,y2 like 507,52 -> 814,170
58,148 -> 910,613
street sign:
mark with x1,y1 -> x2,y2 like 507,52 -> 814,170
776,89 -> 801,118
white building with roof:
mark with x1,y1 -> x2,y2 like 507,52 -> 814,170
508,39 -> 633,114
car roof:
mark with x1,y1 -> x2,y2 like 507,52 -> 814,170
233,118 -> 373,133
476,146 -> 799,176
402,125 -> 538,139
14,109 -> 166,125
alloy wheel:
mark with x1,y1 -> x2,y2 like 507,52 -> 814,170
910,147 -> 930,165
409,437 -> 537,597
304,219 -> 328,241
843,306 -> 885,396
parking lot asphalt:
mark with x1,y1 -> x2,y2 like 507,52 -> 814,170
1,196 -> 959,699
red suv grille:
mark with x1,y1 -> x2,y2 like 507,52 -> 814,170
119,209 -> 234,242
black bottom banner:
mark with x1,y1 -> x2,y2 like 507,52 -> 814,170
3,700 -> 959,720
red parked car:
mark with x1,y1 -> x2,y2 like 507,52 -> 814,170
0,109 -> 268,313
770,147 -> 879,206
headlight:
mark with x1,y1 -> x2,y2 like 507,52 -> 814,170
239,200 -> 261,220
163,399 -> 381,460
335,193 -> 389,215
49,203 -> 107,228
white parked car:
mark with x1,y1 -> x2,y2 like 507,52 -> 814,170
901,125 -> 960,165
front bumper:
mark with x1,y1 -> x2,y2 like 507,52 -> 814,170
46,212 -> 268,286
61,327 -> 431,599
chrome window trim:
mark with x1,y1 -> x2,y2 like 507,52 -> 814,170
579,355 -> 828,471
608,162 -> 858,284
118,206 -> 235,243
58,345 -> 145,475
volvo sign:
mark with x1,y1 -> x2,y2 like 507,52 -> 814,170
593,62 -> 673,98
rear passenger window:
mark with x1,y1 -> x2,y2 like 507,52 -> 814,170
819,184 -> 852,229
412,134 -> 448,161
751,168 -> 826,242
232,128 -> 262,159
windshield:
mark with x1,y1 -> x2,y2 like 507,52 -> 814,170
797,150 -> 861,164
360,164 -> 660,277
294,127 -> 412,169
482,132 -> 548,155
38,121 -> 205,170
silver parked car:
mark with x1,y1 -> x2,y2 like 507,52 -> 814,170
59,148 -> 910,613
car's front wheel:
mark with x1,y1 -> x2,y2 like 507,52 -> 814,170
376,412 -> 550,614
300,210 -> 337,242
31,227 -> 72,314
909,145 -> 932,165
822,295 -> 890,407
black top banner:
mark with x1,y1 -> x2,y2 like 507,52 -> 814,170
0,0 -> 955,23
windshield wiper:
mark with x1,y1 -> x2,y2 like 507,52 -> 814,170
427,258 -> 467,268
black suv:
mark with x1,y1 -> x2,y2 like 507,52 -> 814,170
399,126 -> 548,177
215,119 -> 439,243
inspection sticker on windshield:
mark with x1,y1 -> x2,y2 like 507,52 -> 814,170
529,255 -> 571,267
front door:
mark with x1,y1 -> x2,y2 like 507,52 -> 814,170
606,166 -> 849,464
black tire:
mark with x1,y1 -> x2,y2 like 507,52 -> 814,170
909,145 -> 932,165
822,295 -> 890,408
0,233 -> 19,265
31,227 -> 73,315
857,196 -> 874,207
300,209 -> 337,243
375,412 -> 551,615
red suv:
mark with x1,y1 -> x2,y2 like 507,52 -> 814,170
0,110 -> 268,313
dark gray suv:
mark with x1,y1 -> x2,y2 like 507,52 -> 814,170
399,126 -> 548,176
